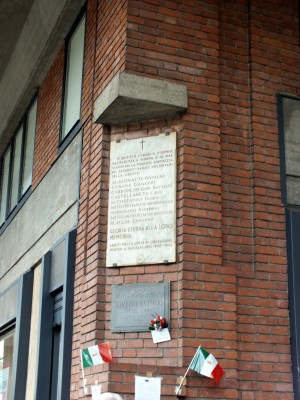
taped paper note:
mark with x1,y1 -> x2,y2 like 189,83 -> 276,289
135,375 -> 162,400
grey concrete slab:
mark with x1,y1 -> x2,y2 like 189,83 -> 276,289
94,72 -> 188,125
0,0 -> 35,81
0,133 -> 81,292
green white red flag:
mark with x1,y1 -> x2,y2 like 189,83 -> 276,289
81,343 -> 113,368
190,346 -> 224,384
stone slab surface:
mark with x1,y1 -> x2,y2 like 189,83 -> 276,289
107,132 -> 177,267
94,72 -> 188,125
111,282 -> 170,332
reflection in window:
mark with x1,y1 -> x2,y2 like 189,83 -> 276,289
22,99 -> 37,195
61,14 -> 85,140
0,96 -> 37,226
0,149 -> 11,226
10,127 -> 23,212
0,329 -> 15,400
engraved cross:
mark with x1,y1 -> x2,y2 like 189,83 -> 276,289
140,138 -> 145,150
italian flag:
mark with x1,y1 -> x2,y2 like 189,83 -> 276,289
81,343 -> 113,368
190,346 -> 224,384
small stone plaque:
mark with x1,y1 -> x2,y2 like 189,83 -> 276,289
111,282 -> 170,332
107,132 -> 176,267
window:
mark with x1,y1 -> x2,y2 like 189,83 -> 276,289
278,94 -> 300,400
50,291 -> 63,400
0,328 -> 15,400
22,100 -> 37,195
61,14 -> 86,140
0,271 -> 33,399
0,149 -> 11,225
10,127 -> 23,211
0,97 -> 37,226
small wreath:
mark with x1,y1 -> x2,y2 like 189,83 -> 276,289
149,315 -> 168,331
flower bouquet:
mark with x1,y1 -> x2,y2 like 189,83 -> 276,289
149,315 -> 168,331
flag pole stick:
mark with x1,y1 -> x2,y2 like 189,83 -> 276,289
80,349 -> 87,395
176,345 -> 201,395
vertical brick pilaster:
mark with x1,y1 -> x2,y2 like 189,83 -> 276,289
71,1 -> 127,398
219,2 -> 252,399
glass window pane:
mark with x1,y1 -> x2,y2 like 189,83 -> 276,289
0,148 -> 11,225
22,99 -> 37,195
10,127 -> 23,212
0,329 -> 15,400
61,15 -> 86,139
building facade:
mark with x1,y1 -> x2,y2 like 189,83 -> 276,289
0,0 -> 300,399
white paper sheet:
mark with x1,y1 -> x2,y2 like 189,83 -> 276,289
151,328 -> 171,343
135,375 -> 162,400
91,385 -> 102,400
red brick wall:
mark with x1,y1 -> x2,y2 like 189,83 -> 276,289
32,47 -> 64,187
123,1 -> 235,398
71,0 -> 128,398
219,1 -> 253,399
28,0 -> 300,399
94,0 -> 127,97
239,1 -> 299,399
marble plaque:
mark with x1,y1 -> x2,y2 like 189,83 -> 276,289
111,282 -> 170,332
107,132 -> 176,267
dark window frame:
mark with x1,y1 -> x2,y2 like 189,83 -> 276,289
278,93 -> 300,400
278,92 -> 300,206
10,270 -> 34,400
59,7 -> 86,151
0,322 -> 16,400
0,320 -> 15,337
0,94 -> 38,230
0,270 -> 34,400
35,229 -> 76,400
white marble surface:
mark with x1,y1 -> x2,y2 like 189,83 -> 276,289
107,132 -> 176,266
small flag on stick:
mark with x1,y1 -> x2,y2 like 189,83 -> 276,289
190,346 -> 224,384
81,342 -> 113,368
176,345 -> 224,395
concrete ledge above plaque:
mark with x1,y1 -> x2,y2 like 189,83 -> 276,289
93,72 -> 188,125
111,282 -> 170,332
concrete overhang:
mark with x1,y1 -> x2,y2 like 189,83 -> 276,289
94,73 -> 188,126
0,0 -> 35,82
0,0 -> 85,155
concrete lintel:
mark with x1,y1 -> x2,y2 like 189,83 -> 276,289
94,73 -> 188,126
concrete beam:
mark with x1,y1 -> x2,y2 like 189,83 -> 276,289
94,73 -> 188,126
0,0 -> 85,154
0,0 -> 35,81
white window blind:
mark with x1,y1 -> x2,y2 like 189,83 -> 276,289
61,15 -> 85,139
22,99 -> 37,195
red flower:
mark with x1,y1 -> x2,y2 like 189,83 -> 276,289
149,315 -> 168,331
